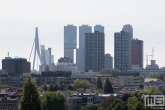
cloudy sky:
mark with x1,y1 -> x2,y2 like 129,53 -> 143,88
0,0 -> 165,69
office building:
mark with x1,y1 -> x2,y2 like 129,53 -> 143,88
39,57 -> 76,73
2,57 -> 11,70
41,45 -> 54,65
2,57 -> 30,74
132,39 -> 143,68
122,24 -> 133,39
105,54 -> 113,68
76,25 -> 92,72
85,31 -> 105,72
64,25 -> 77,62
127,68 -> 165,78
114,31 -> 132,72
94,25 -> 104,33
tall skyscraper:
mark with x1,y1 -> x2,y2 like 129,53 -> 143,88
122,24 -> 133,39
76,25 -> 92,72
41,45 -> 54,65
94,25 -> 104,33
132,39 -> 143,68
105,54 -> 113,68
64,25 -> 77,62
85,31 -> 105,72
114,31 -> 132,72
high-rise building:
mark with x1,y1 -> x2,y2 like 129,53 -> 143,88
2,57 -> 31,73
94,25 -> 104,33
85,31 -> 105,72
122,24 -> 133,39
76,25 -> 92,72
41,45 -> 54,65
64,25 -> 77,62
105,54 -> 113,68
114,31 -> 132,72
132,39 -> 143,68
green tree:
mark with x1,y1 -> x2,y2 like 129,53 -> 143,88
135,101 -> 146,110
0,84 -> 11,89
111,103 -> 126,110
67,84 -> 73,90
49,83 -> 54,91
36,86 -> 43,91
127,96 -> 145,110
127,96 -> 139,110
139,75 -> 144,84
157,73 -> 165,81
82,80 -> 90,90
148,72 -> 160,78
103,77 -> 113,94
43,84 -> 47,91
145,106 -> 152,110
121,93 -> 132,102
20,75 -> 41,110
93,90 -> 101,95
66,90 -> 73,96
81,104 -> 104,110
97,76 -> 103,89
100,68 -> 120,74
71,79 -> 90,90
41,92 -> 66,110
161,88 -> 165,95
146,86 -> 160,95
54,85 -> 59,91
107,100 -> 127,110
132,92 -> 144,103
17,88 -> 23,92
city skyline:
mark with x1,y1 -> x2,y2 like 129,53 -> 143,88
0,0 -> 165,69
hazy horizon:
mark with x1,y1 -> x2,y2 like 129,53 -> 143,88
0,0 -> 165,69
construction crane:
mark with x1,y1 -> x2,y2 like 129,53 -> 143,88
152,47 -> 154,60
144,47 -> 155,67
144,53 -> 152,67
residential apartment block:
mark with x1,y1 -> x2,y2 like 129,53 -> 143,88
85,31 -> 105,72
114,31 -> 132,72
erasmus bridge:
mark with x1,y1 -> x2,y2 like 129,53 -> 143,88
29,27 -> 44,73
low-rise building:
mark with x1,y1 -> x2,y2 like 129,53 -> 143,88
94,72 -> 140,89
67,92 -> 121,110
97,94 -> 120,109
0,92 -> 20,110
67,92 -> 96,110
127,69 -> 165,77
39,62 -> 77,74
39,57 -> 76,74
1,71 -> 140,90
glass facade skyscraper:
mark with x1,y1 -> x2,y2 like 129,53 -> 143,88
64,25 -> 77,62
94,25 -> 104,33
76,25 -> 92,72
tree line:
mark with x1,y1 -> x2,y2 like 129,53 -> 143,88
20,75 -> 67,110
